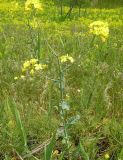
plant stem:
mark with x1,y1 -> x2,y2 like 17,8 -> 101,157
46,43 -> 70,156
58,63 -> 70,158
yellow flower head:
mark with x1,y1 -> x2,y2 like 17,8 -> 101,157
68,56 -> 74,63
89,21 -> 109,42
104,153 -> 110,159
25,0 -> 43,11
34,64 -> 47,70
23,60 -> 30,69
41,64 -> 48,69
30,58 -> 38,65
60,54 -> 74,63
14,76 -> 18,80
34,64 -> 42,70
15,58 -> 48,80
52,150 -> 60,157
20,75 -> 25,79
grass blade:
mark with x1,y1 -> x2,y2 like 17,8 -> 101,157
45,133 -> 56,160
79,140 -> 89,160
9,99 -> 27,149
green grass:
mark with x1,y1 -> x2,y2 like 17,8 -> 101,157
0,0 -> 123,159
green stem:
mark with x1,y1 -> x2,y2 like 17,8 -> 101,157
46,43 -> 70,155
59,64 -> 70,157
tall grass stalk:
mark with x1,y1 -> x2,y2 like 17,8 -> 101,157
7,98 -> 27,151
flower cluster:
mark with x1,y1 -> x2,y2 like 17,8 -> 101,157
60,54 -> 74,63
89,21 -> 109,42
14,58 -> 47,80
25,0 -> 43,11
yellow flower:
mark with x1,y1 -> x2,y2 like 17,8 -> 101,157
34,64 -> 47,70
17,59 -> 48,79
68,56 -> 74,63
30,69 -> 35,75
77,89 -> 81,93
23,60 -> 30,69
89,21 -> 109,42
34,64 -> 42,70
41,64 -> 48,69
25,0 -> 43,11
52,150 -> 60,157
60,56 -> 67,63
20,75 -> 25,79
14,76 -> 18,80
60,54 -> 74,63
30,58 -> 38,65
104,153 -> 110,159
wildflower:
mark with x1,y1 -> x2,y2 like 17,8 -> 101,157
77,89 -> 81,93
60,54 -> 74,63
30,69 -> 35,75
89,21 -> 109,42
30,58 -> 38,65
104,153 -> 110,159
23,60 -> 30,69
34,64 -> 47,70
25,0 -> 43,11
41,64 -> 48,69
14,77 -> 18,80
68,57 -> 74,63
14,58 -> 48,80
20,75 -> 25,79
52,150 -> 60,157
34,64 -> 42,70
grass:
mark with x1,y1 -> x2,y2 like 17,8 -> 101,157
0,0 -> 123,159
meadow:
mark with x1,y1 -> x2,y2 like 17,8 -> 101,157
0,0 -> 123,159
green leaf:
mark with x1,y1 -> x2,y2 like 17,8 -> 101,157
9,99 -> 27,149
59,151 -> 65,160
66,115 -> 80,128
61,101 -> 70,110
79,140 -> 89,160
45,133 -> 56,160
119,148 -> 123,159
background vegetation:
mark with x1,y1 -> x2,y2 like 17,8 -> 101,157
0,0 -> 123,159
